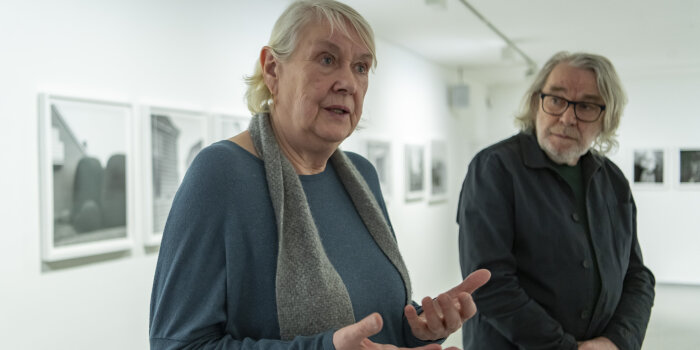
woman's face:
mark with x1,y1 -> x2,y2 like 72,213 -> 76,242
265,19 -> 372,151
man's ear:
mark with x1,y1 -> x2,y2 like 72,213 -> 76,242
260,47 -> 279,96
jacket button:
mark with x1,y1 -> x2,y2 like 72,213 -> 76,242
582,260 -> 590,269
580,309 -> 591,319
571,213 -> 580,222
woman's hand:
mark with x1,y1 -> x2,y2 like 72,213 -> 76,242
333,313 -> 457,350
404,269 -> 491,341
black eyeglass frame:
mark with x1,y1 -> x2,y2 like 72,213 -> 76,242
539,92 -> 606,123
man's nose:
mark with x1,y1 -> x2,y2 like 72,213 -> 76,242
559,104 -> 577,125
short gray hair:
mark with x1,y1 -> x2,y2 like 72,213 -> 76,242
515,51 -> 627,154
244,0 -> 376,115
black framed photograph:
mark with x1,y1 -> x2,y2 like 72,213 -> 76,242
404,144 -> 425,201
38,94 -> 134,262
428,140 -> 448,203
633,148 -> 664,185
679,149 -> 700,185
366,139 -> 393,200
143,106 -> 210,245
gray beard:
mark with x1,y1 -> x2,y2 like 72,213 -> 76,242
540,138 -> 588,166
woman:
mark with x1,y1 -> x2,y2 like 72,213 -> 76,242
149,1 -> 489,349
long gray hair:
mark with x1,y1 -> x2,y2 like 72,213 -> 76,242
515,51 -> 627,154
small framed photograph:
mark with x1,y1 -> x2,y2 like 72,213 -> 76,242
428,140 -> 448,203
366,140 -> 393,199
679,149 -> 700,187
632,148 -> 665,186
212,114 -> 250,141
142,106 -> 211,245
38,94 -> 134,262
404,144 -> 425,201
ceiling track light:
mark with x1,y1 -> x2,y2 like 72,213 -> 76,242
425,0 -> 448,9
457,0 -> 538,76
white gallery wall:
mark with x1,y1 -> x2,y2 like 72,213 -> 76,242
611,70 -> 700,285
485,69 -> 700,285
0,0 -> 486,348
0,1 -> 283,348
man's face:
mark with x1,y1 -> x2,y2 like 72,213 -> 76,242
535,63 -> 604,165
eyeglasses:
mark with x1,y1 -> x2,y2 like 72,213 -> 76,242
539,92 -> 606,123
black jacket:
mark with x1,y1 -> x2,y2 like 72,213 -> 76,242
458,132 -> 655,350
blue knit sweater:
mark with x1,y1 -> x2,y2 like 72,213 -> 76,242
150,140 -> 431,349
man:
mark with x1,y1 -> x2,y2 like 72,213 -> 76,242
457,52 -> 655,350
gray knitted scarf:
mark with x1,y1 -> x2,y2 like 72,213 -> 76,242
248,113 -> 412,340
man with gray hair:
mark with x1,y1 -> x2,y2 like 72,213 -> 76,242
457,52 -> 655,350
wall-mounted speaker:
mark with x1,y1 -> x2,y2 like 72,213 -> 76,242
449,84 -> 470,110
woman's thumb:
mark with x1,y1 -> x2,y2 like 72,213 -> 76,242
333,313 -> 383,349
355,313 -> 382,337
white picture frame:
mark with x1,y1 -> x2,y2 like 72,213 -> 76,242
404,143 -> 425,201
142,106 -> 211,246
428,140 -> 448,203
632,148 -> 666,188
679,149 -> 700,189
211,114 -> 250,142
38,94 -> 135,262
366,139 -> 393,200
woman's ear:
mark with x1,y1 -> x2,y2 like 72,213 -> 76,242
260,47 -> 279,96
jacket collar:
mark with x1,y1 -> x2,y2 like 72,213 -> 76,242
518,131 -> 604,181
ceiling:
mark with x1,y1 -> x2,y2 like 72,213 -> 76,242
341,0 -> 700,85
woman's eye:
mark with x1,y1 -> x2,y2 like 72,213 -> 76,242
355,63 -> 368,74
320,55 -> 334,65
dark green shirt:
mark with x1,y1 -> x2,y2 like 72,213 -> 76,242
552,161 -> 601,313
552,162 -> 588,233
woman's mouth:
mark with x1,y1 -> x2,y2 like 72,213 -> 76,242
325,106 -> 349,115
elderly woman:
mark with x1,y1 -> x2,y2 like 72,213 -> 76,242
149,0 -> 489,348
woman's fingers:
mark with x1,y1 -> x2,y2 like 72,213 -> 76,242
457,292 -> 477,320
405,283 -> 483,341
421,296 -> 444,334
436,294 -> 461,332
447,269 -> 491,297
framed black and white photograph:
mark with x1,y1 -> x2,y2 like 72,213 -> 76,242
633,148 -> 665,186
38,94 -> 134,262
428,140 -> 448,203
212,114 -> 250,141
404,144 -> 425,201
679,149 -> 700,187
366,139 -> 393,200
143,107 -> 210,245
